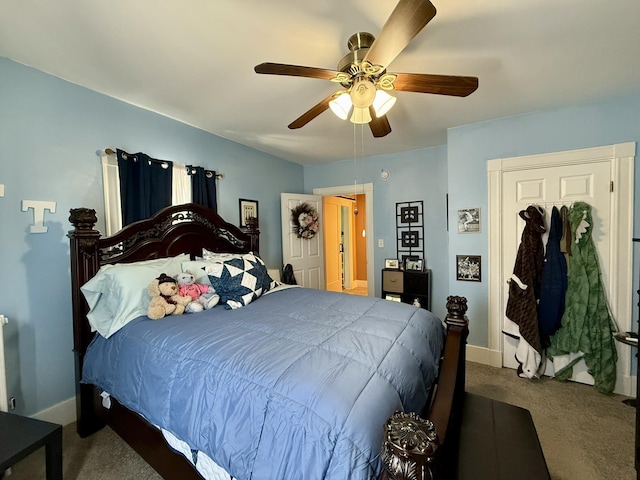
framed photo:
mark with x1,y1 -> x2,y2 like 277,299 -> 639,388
457,207 -> 481,233
456,255 -> 481,282
402,255 -> 417,270
239,199 -> 258,227
385,258 -> 400,269
406,258 -> 423,271
403,256 -> 422,271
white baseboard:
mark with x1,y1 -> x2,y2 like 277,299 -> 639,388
353,280 -> 367,288
466,344 -> 502,368
32,396 -> 76,426
614,372 -> 636,397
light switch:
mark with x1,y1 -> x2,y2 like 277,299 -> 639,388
378,239 -> 384,248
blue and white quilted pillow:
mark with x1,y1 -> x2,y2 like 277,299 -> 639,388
205,253 -> 276,309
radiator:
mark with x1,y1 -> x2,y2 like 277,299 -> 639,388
0,315 -> 7,412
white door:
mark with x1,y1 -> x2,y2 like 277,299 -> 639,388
488,143 -> 635,395
281,193 -> 324,289
501,161 -> 611,384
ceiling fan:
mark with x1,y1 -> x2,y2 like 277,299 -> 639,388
254,0 -> 478,138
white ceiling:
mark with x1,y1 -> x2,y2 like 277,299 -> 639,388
1,0 -> 639,165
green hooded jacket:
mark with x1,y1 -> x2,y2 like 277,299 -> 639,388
547,201 -> 617,394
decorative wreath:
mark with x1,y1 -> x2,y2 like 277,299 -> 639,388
291,202 -> 319,239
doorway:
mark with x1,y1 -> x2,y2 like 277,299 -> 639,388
314,183 -> 375,297
323,195 -> 368,296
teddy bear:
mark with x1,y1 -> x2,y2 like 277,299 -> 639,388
174,272 -> 220,313
147,273 -> 192,320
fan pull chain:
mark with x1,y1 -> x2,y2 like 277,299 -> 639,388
353,122 -> 358,197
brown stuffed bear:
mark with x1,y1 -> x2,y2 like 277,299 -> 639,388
147,273 -> 192,320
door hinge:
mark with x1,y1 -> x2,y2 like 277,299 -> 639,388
610,181 -> 614,192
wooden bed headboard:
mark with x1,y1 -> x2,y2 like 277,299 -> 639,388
67,203 -> 259,436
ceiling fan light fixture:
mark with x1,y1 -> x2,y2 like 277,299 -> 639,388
372,89 -> 396,117
350,106 -> 372,124
329,92 -> 353,120
350,77 -> 377,108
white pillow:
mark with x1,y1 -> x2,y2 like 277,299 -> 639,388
201,248 -> 244,263
181,260 -> 214,285
81,254 -> 189,338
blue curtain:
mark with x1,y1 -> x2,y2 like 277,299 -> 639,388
117,149 -> 173,226
189,166 -> 218,212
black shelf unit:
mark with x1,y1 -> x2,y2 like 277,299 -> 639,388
381,268 -> 431,311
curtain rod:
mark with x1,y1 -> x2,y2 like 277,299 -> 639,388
104,148 -> 223,179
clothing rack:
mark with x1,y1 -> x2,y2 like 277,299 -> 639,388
103,148 -> 223,179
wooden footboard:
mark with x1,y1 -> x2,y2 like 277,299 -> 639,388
68,203 -> 469,480
381,296 -> 469,480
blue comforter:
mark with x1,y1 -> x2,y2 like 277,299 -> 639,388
83,287 -> 444,480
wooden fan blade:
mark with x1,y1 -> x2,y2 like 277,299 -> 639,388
363,0 -> 437,68
368,107 -> 392,137
255,62 -> 340,81
288,92 -> 337,129
393,73 -> 479,97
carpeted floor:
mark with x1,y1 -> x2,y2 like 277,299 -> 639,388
465,361 -> 635,480
7,361 -> 636,479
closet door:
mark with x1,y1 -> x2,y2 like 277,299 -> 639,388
501,161 -> 611,384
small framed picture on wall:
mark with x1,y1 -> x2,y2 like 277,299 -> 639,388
457,207 -> 481,233
239,199 -> 259,227
456,255 -> 481,282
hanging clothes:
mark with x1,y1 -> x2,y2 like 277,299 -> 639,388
547,201 -> 617,394
559,205 -> 572,274
537,206 -> 568,347
504,205 -> 546,378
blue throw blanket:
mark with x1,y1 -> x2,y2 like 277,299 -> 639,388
83,287 -> 444,480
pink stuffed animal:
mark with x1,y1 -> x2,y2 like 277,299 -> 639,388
174,272 -> 220,312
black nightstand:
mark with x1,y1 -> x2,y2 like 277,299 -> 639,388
381,268 -> 431,310
0,411 -> 62,479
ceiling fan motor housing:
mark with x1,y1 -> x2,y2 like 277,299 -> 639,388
338,32 -> 376,73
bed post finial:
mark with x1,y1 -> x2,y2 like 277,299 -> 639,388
69,208 -> 98,231
381,411 -> 439,480
445,295 -> 467,320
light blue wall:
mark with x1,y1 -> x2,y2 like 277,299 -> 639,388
447,93 -> 640,347
303,146 -> 450,321
0,57 -> 303,416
